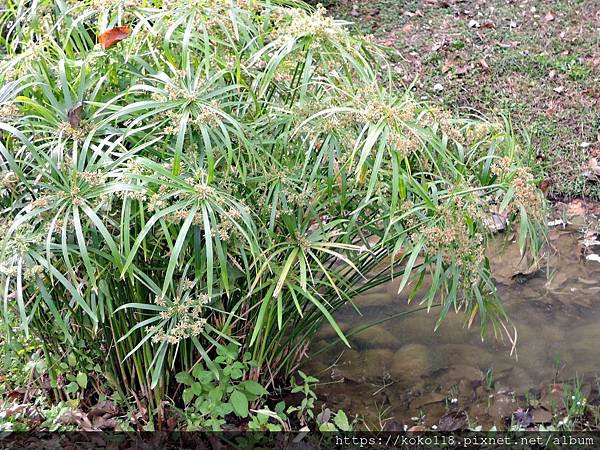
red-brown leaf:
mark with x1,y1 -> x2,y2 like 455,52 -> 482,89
68,103 -> 84,128
99,26 -> 130,49
539,179 -> 552,195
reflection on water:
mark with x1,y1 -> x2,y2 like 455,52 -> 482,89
306,225 -> 600,427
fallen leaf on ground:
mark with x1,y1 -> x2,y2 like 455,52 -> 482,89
7,389 -> 25,400
88,400 -> 118,417
166,416 -> 177,430
565,199 -> 587,216
92,415 -> 118,430
582,235 -> 600,247
582,158 -> 600,180
431,40 -> 446,51
479,58 -> 490,71
438,410 -> 467,431
455,64 -> 470,76
402,23 -> 414,33
441,60 -> 453,73
4,404 -> 27,417
499,41 -> 515,48
512,260 -> 541,282
532,408 -> 553,424
544,11 -> 556,22
99,26 -> 130,49
539,179 -> 552,195
58,409 -> 95,431
484,211 -> 507,232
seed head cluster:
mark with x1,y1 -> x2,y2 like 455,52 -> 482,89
79,170 -> 105,186
419,209 -> 486,287
0,104 -> 20,122
1,171 -> 19,189
272,5 -> 344,45
58,121 -> 92,142
510,167 -> 543,220
149,293 -> 210,344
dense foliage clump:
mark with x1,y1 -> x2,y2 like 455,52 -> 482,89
0,0 -> 544,420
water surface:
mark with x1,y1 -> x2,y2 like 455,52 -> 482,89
306,224 -> 600,427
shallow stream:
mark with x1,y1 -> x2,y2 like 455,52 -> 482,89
306,221 -> 600,428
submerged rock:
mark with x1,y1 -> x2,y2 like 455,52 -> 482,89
351,325 -> 400,349
354,294 -> 387,308
436,344 -> 494,368
333,348 -> 395,383
531,408 -> 553,424
410,392 -> 446,410
437,365 -> 484,390
392,344 -> 431,383
539,383 -> 564,411
315,320 -> 351,341
488,391 -> 517,419
496,366 -> 535,392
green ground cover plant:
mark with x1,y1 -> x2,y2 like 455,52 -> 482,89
0,0 -> 544,428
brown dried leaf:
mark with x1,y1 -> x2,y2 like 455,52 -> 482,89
402,23 -> 414,33
67,103 -> 84,128
583,158 -> 600,180
566,199 -> 587,217
88,400 -> 118,418
532,408 -> 553,424
99,26 -> 130,49
512,260 -> 541,282
431,39 -> 446,52
455,64 -> 470,76
438,410 -> 467,431
539,179 -> 552,195
4,404 -> 27,417
166,416 -> 178,431
58,409 -> 95,431
92,415 -> 118,430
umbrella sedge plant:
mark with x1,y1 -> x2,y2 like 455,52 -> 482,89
0,0 -> 545,421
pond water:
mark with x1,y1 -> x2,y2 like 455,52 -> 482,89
305,222 -> 600,429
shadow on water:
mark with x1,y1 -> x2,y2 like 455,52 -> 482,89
305,224 -> 600,428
